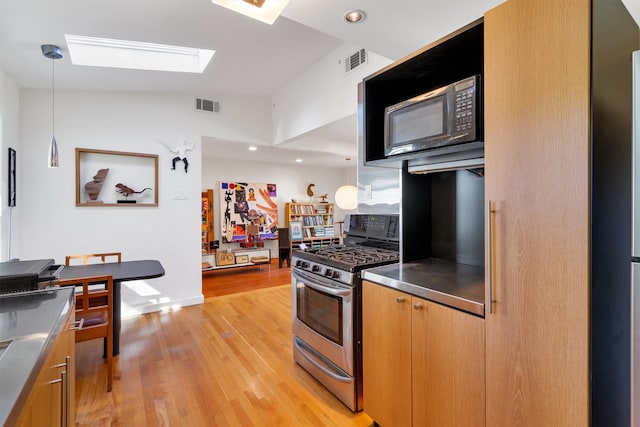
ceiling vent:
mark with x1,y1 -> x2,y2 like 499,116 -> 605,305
195,98 -> 221,114
345,49 -> 367,74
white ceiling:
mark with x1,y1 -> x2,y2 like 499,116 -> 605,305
0,0 -> 506,167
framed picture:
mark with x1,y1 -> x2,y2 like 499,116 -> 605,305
75,148 -> 159,207
8,148 -> 16,207
290,221 -> 304,241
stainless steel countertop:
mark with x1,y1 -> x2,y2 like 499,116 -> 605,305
0,287 -> 74,427
361,258 -> 485,317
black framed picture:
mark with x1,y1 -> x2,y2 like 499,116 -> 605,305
8,148 -> 16,207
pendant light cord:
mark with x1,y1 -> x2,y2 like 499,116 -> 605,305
51,56 -> 55,137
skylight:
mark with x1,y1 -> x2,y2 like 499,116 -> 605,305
211,0 -> 290,25
64,35 -> 215,73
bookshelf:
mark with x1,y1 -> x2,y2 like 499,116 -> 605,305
285,202 -> 340,250
201,190 -> 214,252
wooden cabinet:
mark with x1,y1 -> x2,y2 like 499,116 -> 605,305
361,20 -> 484,166
15,308 -> 75,427
484,1 -> 590,423
362,281 -> 484,427
483,0 -> 637,424
285,202 -> 339,250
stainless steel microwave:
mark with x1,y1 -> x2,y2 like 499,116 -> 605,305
384,75 -> 481,157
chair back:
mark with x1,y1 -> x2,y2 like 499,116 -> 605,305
278,228 -> 291,268
278,228 -> 290,248
56,275 -> 113,391
65,252 -> 122,266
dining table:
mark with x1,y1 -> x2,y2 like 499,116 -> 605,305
57,259 -> 165,355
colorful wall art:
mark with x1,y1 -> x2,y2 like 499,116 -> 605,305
219,182 -> 278,243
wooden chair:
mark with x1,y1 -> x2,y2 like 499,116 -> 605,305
56,275 -> 114,392
65,252 -> 122,266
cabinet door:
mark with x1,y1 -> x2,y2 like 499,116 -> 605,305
412,297 -> 485,427
14,310 -> 74,427
362,281 -> 411,427
484,0 -> 590,425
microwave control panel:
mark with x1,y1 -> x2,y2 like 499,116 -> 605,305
453,77 -> 476,135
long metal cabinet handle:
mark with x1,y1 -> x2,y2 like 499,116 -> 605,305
50,356 -> 71,426
487,200 -> 495,314
63,355 -> 71,427
61,370 -> 67,427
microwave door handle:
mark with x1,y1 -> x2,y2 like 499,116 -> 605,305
292,269 -> 352,297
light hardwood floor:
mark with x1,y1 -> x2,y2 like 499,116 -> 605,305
202,259 -> 291,298
74,284 -> 373,426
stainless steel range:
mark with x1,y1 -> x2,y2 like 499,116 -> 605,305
292,214 -> 399,411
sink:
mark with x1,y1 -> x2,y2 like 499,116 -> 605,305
0,340 -> 12,359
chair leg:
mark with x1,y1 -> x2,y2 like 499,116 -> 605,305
107,334 -> 113,392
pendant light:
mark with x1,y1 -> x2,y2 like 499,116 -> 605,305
41,44 -> 62,168
335,185 -> 357,210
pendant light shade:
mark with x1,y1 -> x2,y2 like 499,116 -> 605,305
48,135 -> 59,168
41,44 -> 62,168
335,185 -> 358,210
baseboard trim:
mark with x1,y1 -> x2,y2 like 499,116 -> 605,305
122,294 -> 205,318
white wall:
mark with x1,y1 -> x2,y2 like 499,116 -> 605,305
16,89 -> 271,315
622,0 -> 640,27
272,43 -> 391,144
0,68 -> 20,261
202,155 -> 355,253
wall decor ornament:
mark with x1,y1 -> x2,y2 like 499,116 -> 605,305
84,168 -> 109,203
115,183 -> 152,203
220,181 -> 278,243
158,139 -> 194,173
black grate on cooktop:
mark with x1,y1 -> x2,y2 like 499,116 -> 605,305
304,246 -> 399,267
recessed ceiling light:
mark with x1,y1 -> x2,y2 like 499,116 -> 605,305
211,0 -> 290,25
248,146 -> 257,151
344,10 -> 366,24
295,158 -> 302,163
65,34 -> 215,73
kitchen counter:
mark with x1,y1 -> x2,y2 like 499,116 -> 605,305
362,258 -> 485,316
0,287 -> 74,426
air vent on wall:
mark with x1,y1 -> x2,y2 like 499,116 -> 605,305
345,49 -> 367,73
195,98 -> 221,113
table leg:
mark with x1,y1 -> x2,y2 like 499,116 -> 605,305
103,280 -> 121,357
113,280 -> 121,355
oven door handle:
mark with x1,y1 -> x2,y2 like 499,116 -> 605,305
292,269 -> 352,297
293,337 -> 352,383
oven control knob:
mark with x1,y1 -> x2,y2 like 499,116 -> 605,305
312,265 -> 320,272
325,269 -> 333,276
332,271 -> 341,279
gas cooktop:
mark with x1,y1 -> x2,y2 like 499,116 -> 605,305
293,245 -> 400,273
